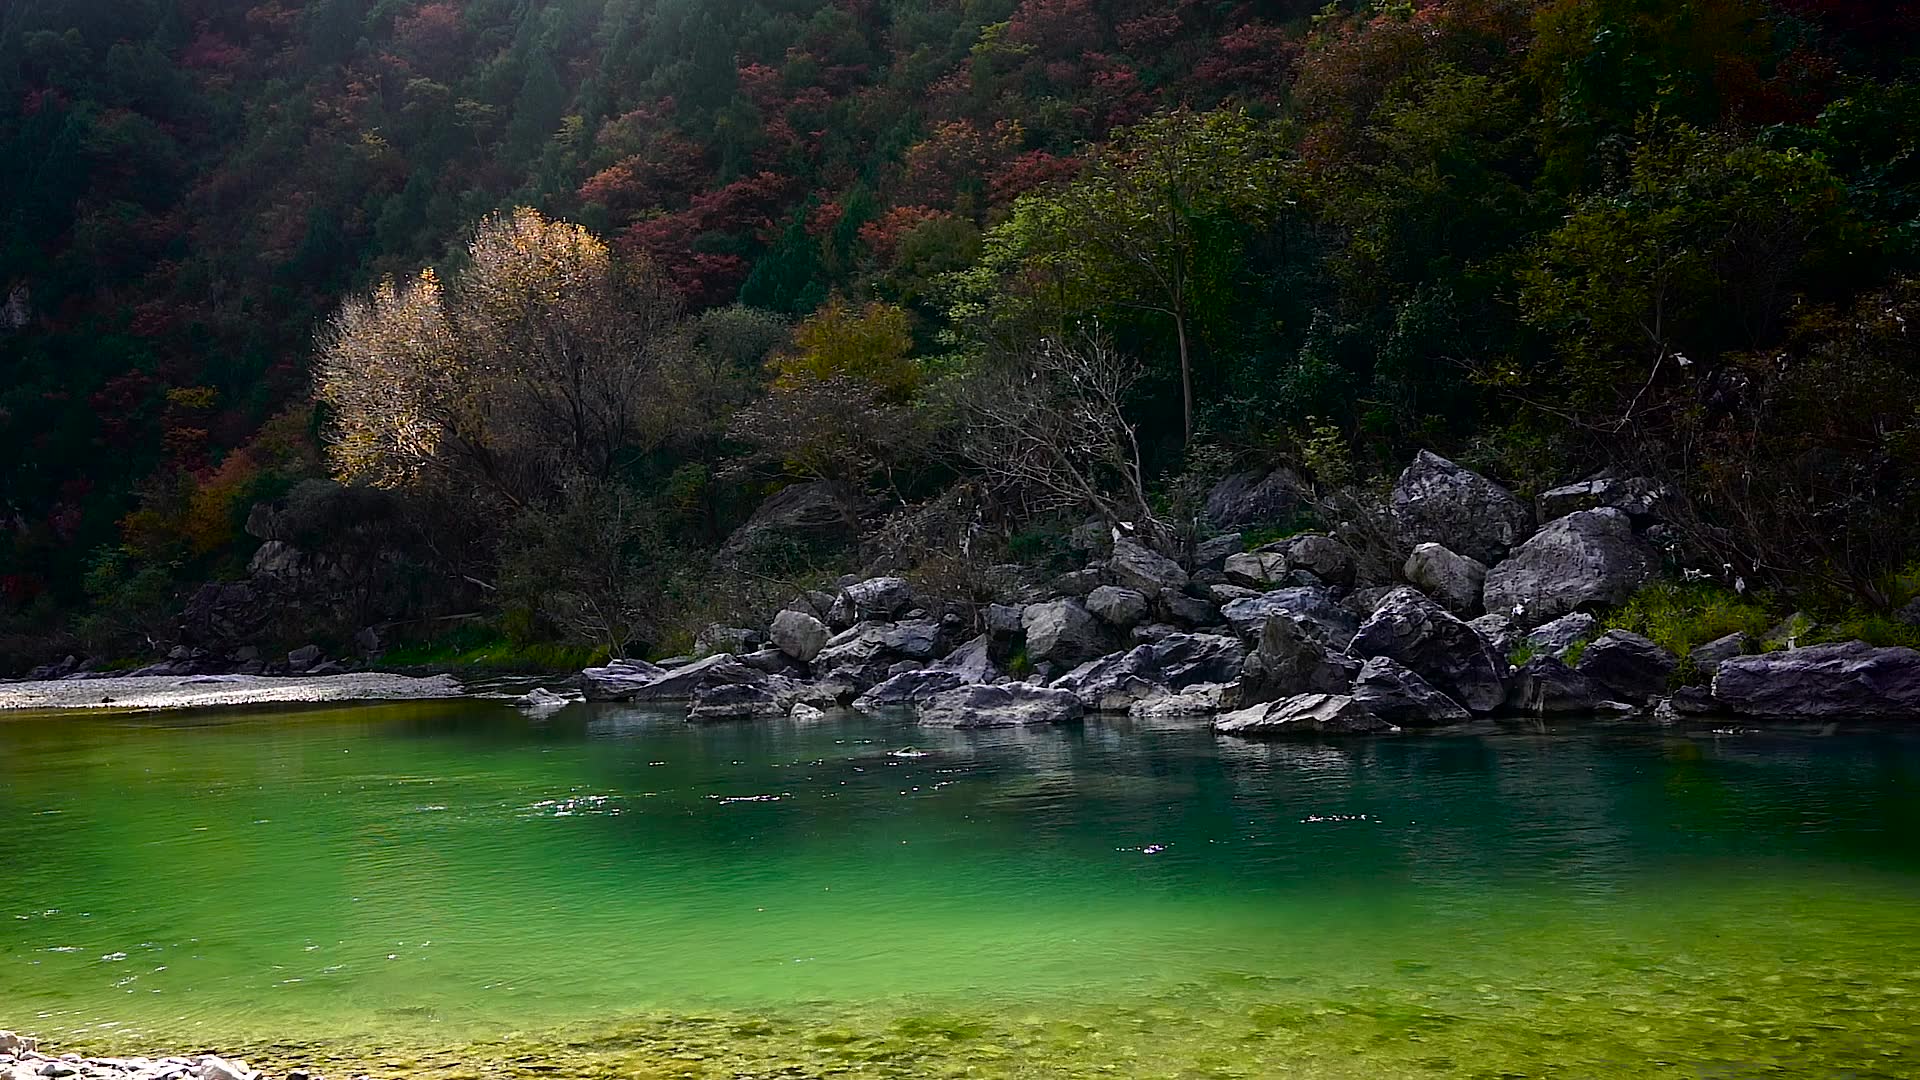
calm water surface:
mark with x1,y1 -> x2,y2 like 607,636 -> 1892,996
2,700 -> 1917,1078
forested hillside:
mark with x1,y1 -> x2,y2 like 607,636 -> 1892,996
3,0 -> 1919,669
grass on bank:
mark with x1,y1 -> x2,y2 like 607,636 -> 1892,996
377,623 -> 607,673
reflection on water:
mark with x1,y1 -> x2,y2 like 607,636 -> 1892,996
0,700 -> 1917,1077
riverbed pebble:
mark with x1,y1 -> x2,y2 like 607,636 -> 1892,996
0,1040 -> 308,1080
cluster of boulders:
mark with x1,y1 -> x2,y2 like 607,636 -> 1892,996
0,1034 -> 305,1080
23,641 -> 364,682
581,451 -> 1920,733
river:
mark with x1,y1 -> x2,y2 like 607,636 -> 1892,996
2,701 -> 1916,1077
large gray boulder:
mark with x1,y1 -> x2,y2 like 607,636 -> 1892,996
1204,467 -> 1307,529
1351,656 -> 1470,727
1468,613 -> 1518,656
1689,633 -> 1747,674
694,624 -> 762,657
1235,615 -> 1359,704
1521,612 -> 1599,659
1150,632 -> 1247,687
581,658 -> 668,701
1022,599 -> 1110,665
1403,542 -> 1487,616
1085,585 -> 1149,629
1192,532 -> 1245,572
583,653 -> 764,703
1348,587 -> 1506,713
719,480 -> 856,566
1052,647 -> 1163,711
853,669 -> 972,711
1574,630 -> 1676,702
1220,586 -> 1360,648
1481,509 -> 1659,628
1109,539 -> 1189,599
918,683 -> 1085,728
1391,451 -> 1533,566
813,619 -> 946,690
1538,475 -> 1665,521
843,576 -> 915,621
1509,656 -> 1613,714
1214,693 -> 1397,737
1712,642 -> 1920,719
1223,550 -> 1290,589
769,609 -> 830,663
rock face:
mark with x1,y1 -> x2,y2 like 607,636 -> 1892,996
1109,539 -> 1189,599
1573,630 -> 1676,702
917,683 -> 1085,727
1021,599 -> 1110,665
1390,451 -> 1533,565
1712,642 -> 1920,719
1348,587 -> 1506,712
1220,586 -> 1360,647
1213,693 -> 1396,737
1236,615 -> 1359,703
1085,585 -> 1149,628
719,480 -> 856,566
1204,467 -> 1307,529
1351,656 -> 1470,727
1481,508 -> 1659,628
1403,542 -> 1487,616
769,609 -> 830,663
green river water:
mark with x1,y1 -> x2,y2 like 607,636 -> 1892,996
2,699 -> 1918,1078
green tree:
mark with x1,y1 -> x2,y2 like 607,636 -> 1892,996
954,108 -> 1288,446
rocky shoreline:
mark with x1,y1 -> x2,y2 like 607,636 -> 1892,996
576,452 -> 1920,735
0,1034 -> 313,1080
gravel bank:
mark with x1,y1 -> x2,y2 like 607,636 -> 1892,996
0,672 -> 465,711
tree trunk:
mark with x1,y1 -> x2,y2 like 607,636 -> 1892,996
1174,309 -> 1193,447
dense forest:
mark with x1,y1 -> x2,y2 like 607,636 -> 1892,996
3,0 -> 1919,669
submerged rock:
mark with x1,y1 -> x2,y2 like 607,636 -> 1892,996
1213,693 -> 1396,737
